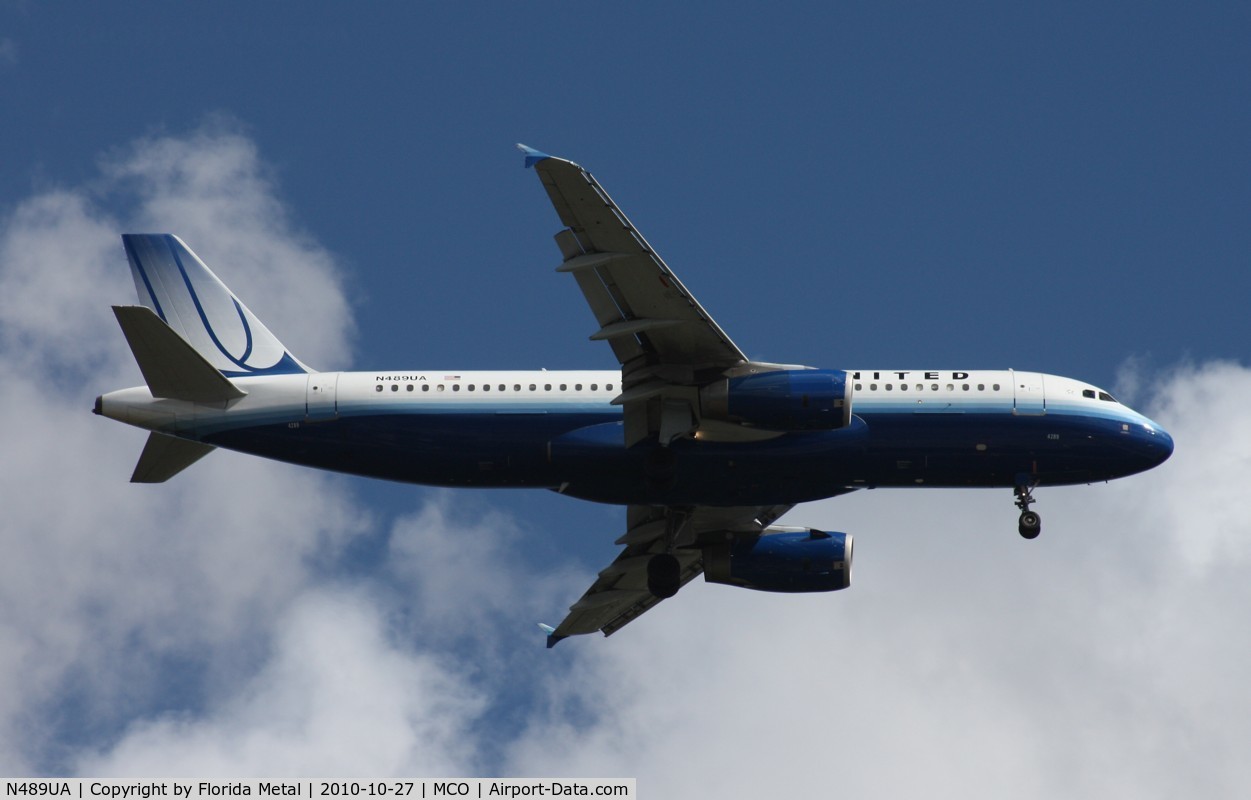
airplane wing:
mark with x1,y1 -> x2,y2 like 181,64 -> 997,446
521,147 -> 842,646
520,145 -> 753,446
544,503 -> 794,647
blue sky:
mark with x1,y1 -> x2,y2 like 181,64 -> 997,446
6,3 -> 1247,374
2,3 -> 1250,795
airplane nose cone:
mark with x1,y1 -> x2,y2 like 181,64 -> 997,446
1153,424 -> 1175,465
1134,418 -> 1174,469
1109,413 -> 1173,478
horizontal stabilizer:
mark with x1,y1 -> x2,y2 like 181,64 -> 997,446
113,306 -> 246,403
131,432 -> 215,483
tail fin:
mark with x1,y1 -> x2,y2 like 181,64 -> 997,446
121,234 -> 309,376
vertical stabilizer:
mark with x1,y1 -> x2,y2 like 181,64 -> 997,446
121,234 -> 309,376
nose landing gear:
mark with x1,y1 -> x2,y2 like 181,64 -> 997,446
1014,483 -> 1041,539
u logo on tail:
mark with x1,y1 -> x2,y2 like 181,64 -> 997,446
121,234 -> 308,377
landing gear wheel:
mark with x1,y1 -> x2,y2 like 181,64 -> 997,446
1014,482 -> 1041,539
647,553 -> 681,598
1018,510 -> 1042,539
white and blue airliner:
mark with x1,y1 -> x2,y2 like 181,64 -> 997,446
95,146 -> 1174,646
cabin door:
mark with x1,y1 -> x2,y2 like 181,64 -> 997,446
1012,370 -> 1046,416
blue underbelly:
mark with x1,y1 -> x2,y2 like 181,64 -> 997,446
203,408 -> 1145,505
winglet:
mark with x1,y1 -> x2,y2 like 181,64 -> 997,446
516,143 -> 551,169
537,622 -> 565,649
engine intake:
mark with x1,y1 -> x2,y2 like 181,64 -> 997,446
701,369 -> 853,431
703,527 -> 853,593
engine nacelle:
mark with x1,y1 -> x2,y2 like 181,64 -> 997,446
703,527 -> 853,593
701,369 -> 853,431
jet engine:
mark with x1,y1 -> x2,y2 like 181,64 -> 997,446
700,369 -> 853,431
702,526 -> 853,592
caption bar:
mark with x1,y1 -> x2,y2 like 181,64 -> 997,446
2,782 -> 635,800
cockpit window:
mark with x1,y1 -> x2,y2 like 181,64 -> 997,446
1083,388 -> 1117,402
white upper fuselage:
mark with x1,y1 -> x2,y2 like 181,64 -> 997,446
100,366 -> 1164,449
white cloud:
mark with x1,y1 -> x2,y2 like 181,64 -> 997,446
0,123 -> 366,773
384,493 -> 581,649
77,590 -> 485,777
0,190 -> 128,376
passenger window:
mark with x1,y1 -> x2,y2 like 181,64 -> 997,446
607,383 -> 614,391
514,384 -> 521,391
591,383 -> 598,391
962,384 -> 970,391
529,384 -> 536,391
993,384 -> 1000,391
452,385 -> 460,392
391,385 -> 398,392
406,385 -> 413,392
931,384 -> 938,391
978,384 -> 985,391
946,384 -> 954,391
375,385 -> 383,393
468,385 -> 475,392
422,385 -> 430,392
545,384 -> 552,391
575,383 -> 583,391
482,384 -> 490,392
560,384 -> 567,391
870,383 -> 878,391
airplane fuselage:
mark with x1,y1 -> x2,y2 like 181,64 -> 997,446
98,367 -> 1173,507
95,148 -> 1178,642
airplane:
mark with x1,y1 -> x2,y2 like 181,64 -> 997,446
94,144 -> 1175,647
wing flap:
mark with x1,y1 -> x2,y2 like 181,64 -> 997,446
567,265 -> 645,366
590,317 -> 687,342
